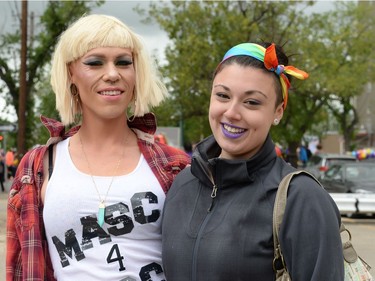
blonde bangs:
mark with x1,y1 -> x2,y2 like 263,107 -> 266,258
63,15 -> 141,63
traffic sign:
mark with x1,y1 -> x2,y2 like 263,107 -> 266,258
0,124 -> 17,132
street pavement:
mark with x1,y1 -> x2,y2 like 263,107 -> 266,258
0,181 -> 374,281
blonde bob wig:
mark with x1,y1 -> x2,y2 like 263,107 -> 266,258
51,14 -> 168,125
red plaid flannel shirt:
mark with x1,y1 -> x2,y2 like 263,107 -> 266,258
6,114 -> 190,281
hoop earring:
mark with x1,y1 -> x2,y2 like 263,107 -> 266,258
273,118 -> 279,125
127,115 -> 135,123
70,84 -> 80,123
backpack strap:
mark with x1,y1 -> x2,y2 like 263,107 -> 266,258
272,170 -> 319,272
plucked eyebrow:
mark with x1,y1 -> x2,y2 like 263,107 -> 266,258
83,52 -> 133,60
213,84 -> 267,99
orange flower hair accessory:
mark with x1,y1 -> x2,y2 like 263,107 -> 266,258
264,43 -> 309,109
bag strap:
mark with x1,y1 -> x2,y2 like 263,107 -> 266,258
273,170 -> 372,275
48,144 -> 54,179
272,170 -> 319,272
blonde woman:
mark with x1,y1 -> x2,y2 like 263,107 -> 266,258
7,14 -> 190,281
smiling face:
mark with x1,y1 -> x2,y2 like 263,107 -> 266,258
69,47 -> 135,122
209,63 -> 283,160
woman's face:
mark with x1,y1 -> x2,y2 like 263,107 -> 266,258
209,63 -> 283,160
69,47 -> 135,122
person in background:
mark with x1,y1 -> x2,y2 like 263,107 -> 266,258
162,42 -> 344,280
7,14 -> 190,281
315,143 -> 323,154
5,148 -> 15,179
274,142 -> 283,159
11,151 -> 20,177
0,149 -> 5,192
297,143 -> 308,168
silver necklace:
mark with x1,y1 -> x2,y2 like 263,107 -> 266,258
78,132 -> 127,227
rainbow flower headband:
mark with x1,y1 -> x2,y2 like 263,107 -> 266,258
219,43 -> 309,109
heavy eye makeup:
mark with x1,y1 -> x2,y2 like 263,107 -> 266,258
83,59 -> 103,66
115,58 -> 133,66
82,56 -> 133,67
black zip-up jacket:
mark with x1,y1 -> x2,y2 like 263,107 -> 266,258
162,135 -> 344,281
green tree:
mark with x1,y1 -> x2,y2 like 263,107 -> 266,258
297,2 -> 375,152
0,0 -> 103,153
142,1 -> 375,162
141,1 -> 314,148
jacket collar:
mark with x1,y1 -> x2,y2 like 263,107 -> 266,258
191,134 -> 277,188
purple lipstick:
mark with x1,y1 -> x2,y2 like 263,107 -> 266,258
221,122 -> 246,139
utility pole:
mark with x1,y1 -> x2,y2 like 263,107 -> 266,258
17,0 -> 28,155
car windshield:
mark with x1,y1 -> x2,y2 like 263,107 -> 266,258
326,158 -> 356,166
345,165 -> 375,182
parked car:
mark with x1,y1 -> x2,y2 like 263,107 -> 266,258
304,153 -> 357,179
319,162 -> 375,193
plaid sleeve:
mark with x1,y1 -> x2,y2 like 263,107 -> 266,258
6,147 -> 50,281
6,117 -> 75,280
141,140 -> 191,193
6,187 -> 22,280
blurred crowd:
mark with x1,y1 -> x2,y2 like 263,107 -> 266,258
274,142 -> 318,168
0,148 -> 20,192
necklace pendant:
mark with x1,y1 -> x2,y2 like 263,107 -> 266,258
98,202 -> 105,227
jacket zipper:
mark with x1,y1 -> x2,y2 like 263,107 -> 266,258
192,170 -> 217,281
207,169 -> 217,212
207,184 -> 217,212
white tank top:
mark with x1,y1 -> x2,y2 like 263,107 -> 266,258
43,138 -> 166,281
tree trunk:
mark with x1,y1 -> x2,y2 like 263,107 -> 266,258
17,0 -> 28,155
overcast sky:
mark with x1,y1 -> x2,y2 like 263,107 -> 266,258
0,1 -> 169,60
